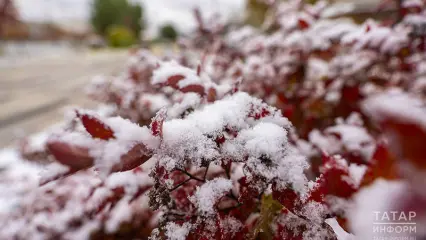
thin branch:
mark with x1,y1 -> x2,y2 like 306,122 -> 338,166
224,161 -> 231,179
169,178 -> 192,192
203,163 -> 210,181
178,168 -> 205,182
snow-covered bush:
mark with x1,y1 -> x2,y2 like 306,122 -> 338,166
1,0 -> 426,239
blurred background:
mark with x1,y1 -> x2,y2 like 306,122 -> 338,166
0,0 -> 384,148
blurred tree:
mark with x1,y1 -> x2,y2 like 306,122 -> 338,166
0,0 -> 19,39
127,3 -> 143,38
106,25 -> 136,47
91,0 -> 144,38
160,24 -> 178,41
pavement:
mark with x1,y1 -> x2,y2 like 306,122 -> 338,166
0,50 -> 129,148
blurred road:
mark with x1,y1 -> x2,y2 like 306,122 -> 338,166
0,50 -> 128,147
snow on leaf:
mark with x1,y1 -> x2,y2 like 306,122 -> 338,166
165,222 -> 192,240
190,178 -> 232,215
110,143 -> 152,172
363,92 -> 426,169
150,108 -> 167,138
76,111 -> 115,140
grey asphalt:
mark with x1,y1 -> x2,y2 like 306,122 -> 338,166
0,51 -> 128,147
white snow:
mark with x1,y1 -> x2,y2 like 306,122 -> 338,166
190,178 -> 232,215
325,218 -> 355,240
165,222 -> 192,240
139,94 -> 171,113
152,61 -> 199,86
363,91 -> 426,130
348,164 -> 367,187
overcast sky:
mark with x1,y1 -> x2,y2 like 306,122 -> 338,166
15,0 -> 245,37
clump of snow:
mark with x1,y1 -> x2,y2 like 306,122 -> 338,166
0,149 -> 41,216
321,3 -> 356,18
167,93 -> 201,119
232,122 -> 309,194
363,91 -> 426,130
190,178 -> 232,215
49,130 -> 96,149
38,162 -> 70,184
225,26 -> 258,47
309,129 -> 342,154
105,198 -> 132,233
165,222 -> 192,240
403,0 -> 424,8
301,201 -> 328,223
348,164 -> 367,187
326,124 -> 375,160
309,115 -> 376,162
219,216 -> 243,237
105,170 -> 153,195
152,61 -> 199,86
139,94 -> 171,113
22,132 -> 49,153
325,218 -> 355,240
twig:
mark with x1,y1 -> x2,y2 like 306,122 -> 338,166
178,168 -> 205,182
169,178 -> 192,192
203,163 -> 210,181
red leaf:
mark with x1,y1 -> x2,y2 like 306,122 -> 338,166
207,87 -> 217,102
179,84 -> 205,95
382,120 -> 426,169
249,106 -> 271,120
365,24 -> 371,32
150,108 -> 167,138
341,84 -> 362,103
283,105 -> 295,119
76,111 -> 115,140
197,64 -> 202,76
47,141 -> 94,170
167,75 -> 185,88
361,142 -> 399,187
272,183 -> 300,212
309,153 -> 357,202
111,143 -> 152,172
298,19 -> 310,30
215,134 -> 226,145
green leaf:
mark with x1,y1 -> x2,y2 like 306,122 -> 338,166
252,194 -> 283,240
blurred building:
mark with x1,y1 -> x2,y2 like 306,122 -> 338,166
0,0 -> 19,37
1,0 -> 92,41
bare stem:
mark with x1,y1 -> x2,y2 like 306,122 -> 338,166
178,168 -> 205,182
203,163 -> 210,181
169,178 -> 192,192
